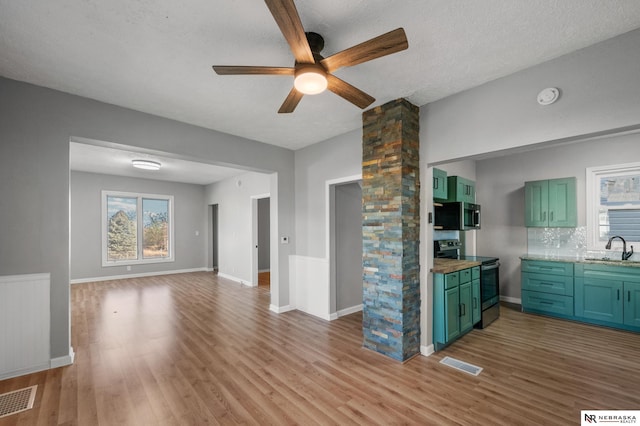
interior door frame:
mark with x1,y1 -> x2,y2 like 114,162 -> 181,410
251,193 -> 271,287
326,174 -> 362,318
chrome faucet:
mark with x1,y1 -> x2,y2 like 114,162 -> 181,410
605,235 -> 634,261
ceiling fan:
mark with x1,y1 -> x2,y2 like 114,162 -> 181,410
212,0 -> 409,113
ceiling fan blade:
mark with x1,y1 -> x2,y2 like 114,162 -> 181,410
278,87 -> 304,113
212,66 -> 295,75
264,0 -> 314,63
320,28 -> 408,73
326,74 -> 375,109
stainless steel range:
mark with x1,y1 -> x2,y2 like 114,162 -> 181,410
434,239 -> 500,328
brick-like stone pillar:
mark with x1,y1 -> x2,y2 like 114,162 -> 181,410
362,98 -> 420,362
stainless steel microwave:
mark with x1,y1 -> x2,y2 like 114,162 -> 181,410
434,202 -> 481,230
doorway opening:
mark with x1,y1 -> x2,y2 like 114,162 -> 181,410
328,176 -> 363,318
251,194 -> 271,288
209,204 -> 219,272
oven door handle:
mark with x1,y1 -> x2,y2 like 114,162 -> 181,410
482,262 -> 500,271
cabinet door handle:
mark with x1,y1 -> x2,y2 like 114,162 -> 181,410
433,177 -> 438,189
540,282 -> 554,286
550,211 -> 554,222
540,301 -> 553,305
617,289 -> 620,300
473,297 -> 477,309
629,290 -> 631,303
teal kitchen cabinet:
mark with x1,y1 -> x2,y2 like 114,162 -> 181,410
574,276 -> 623,324
433,168 -> 448,200
521,259 -> 574,318
521,259 -> 640,332
471,272 -> 481,325
624,282 -> 640,327
575,263 -> 640,329
434,265 -> 481,350
446,176 -> 475,203
524,177 -> 577,227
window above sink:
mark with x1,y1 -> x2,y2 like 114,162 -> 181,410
586,162 -> 640,257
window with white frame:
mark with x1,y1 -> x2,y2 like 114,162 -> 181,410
102,191 -> 174,266
586,162 -> 640,251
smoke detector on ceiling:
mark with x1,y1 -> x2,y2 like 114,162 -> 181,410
537,87 -> 560,105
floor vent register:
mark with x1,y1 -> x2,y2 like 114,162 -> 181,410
0,385 -> 37,418
439,356 -> 483,376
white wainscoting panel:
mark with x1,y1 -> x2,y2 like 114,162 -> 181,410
0,273 -> 51,380
290,255 -> 330,320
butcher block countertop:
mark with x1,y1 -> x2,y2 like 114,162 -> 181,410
431,258 -> 482,274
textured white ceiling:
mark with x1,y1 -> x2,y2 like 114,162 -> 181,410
69,142 -> 245,185
2,0 -> 640,151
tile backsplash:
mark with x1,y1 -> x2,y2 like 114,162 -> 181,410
527,226 -> 638,261
527,227 -> 588,259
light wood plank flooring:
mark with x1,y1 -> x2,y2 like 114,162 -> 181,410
258,271 -> 270,287
1,272 -> 640,425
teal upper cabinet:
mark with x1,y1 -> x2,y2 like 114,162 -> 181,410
433,168 -> 448,200
524,177 -> 577,227
447,176 -> 475,203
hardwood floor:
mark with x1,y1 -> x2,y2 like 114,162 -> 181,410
258,271 -> 270,287
1,272 -> 640,425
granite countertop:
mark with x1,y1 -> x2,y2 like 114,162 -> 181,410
521,254 -> 640,268
431,258 -> 482,274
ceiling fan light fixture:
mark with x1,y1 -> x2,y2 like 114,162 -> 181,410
132,159 -> 161,170
294,65 -> 327,95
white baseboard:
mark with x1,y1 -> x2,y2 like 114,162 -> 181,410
500,295 -> 522,305
70,268 -> 208,284
269,304 -> 295,314
420,344 -> 435,357
50,346 -> 75,369
217,272 -> 253,286
337,304 -> 363,318
1,346 -> 75,380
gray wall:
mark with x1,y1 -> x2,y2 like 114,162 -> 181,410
205,171 -> 271,284
335,182 -> 363,311
295,129 -> 362,258
258,198 -> 270,271
476,132 -> 640,300
0,76 -> 294,360
423,28 -> 640,164
70,171 -> 207,280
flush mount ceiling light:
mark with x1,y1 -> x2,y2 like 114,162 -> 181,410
132,159 -> 161,170
294,64 -> 328,95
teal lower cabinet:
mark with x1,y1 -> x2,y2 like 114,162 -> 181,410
472,277 -> 481,325
521,259 -> 640,333
574,277 -> 623,324
521,290 -> 574,317
625,282 -> 640,327
521,260 -> 574,319
575,263 -> 640,330
434,266 -> 481,350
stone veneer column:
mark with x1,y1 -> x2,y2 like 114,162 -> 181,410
362,98 -> 420,362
